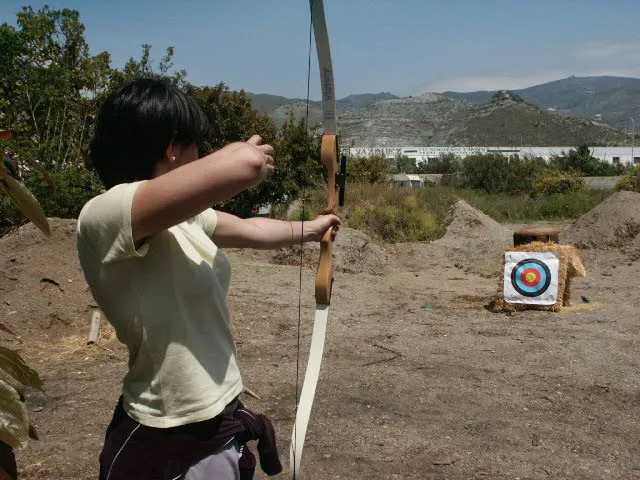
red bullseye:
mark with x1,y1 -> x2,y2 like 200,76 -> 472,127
521,267 -> 541,287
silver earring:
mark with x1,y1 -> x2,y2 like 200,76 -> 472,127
171,155 -> 176,161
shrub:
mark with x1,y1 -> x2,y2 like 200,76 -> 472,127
532,170 -> 584,196
23,166 -> 105,219
615,166 -> 640,193
417,153 -> 460,174
348,155 -> 391,184
450,187 -> 610,222
1,166 -> 104,235
458,153 -> 547,194
322,183 -> 453,243
550,145 -> 632,176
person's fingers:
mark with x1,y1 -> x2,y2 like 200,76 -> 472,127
265,155 -> 275,169
258,143 -> 275,156
246,135 -> 262,145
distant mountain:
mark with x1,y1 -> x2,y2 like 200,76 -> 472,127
245,92 -> 398,127
243,77 -> 635,147
336,93 -> 628,147
444,76 -> 640,130
337,92 -> 398,110
245,93 -> 306,113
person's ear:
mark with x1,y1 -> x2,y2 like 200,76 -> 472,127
165,143 -> 177,163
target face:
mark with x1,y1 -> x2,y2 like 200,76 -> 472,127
510,259 -> 551,297
504,252 -> 559,305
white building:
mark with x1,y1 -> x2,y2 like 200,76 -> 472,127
392,174 -> 424,188
348,146 -> 639,165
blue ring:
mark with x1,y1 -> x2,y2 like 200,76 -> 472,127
510,259 -> 552,297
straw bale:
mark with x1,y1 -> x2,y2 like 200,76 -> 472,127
487,241 -> 586,313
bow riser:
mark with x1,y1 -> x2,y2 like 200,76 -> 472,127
315,134 -> 338,305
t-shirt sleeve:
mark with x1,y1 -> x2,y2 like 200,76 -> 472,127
77,181 -> 149,264
193,208 -> 218,238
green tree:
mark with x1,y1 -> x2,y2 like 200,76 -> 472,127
188,85 -> 324,217
459,153 -> 510,193
491,90 -> 524,104
272,113 -> 324,200
615,165 -> 640,193
348,154 -> 391,184
417,153 -> 460,174
392,154 -> 417,173
0,6 -> 112,172
458,153 -> 548,194
549,145 -> 630,176
108,44 -> 187,91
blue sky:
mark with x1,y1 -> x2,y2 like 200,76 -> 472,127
2,0 -> 639,99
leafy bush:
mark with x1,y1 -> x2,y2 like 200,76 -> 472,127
532,170 -> 584,196
1,165 -> 103,235
357,203 -> 440,243
391,154 -> 417,174
417,153 -> 460,174
324,183 -> 453,242
550,145 -> 632,176
24,166 -> 104,218
615,165 -> 640,193
457,153 -> 547,194
347,155 -> 391,184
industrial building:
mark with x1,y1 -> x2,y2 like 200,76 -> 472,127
348,146 -> 639,165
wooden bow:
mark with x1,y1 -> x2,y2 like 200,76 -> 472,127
289,1 -> 346,478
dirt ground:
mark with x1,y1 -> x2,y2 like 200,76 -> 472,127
1,192 -> 639,479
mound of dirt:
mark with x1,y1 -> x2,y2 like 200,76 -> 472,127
394,200 -> 513,277
430,200 -> 512,276
270,227 -> 390,274
0,218 -> 94,340
562,191 -> 640,250
437,200 -> 511,249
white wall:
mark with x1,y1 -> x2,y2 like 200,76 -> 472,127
348,146 -> 639,165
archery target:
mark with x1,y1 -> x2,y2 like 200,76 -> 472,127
504,252 -> 559,305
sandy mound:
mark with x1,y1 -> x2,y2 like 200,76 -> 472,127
431,200 -> 512,276
437,200 -> 512,249
392,200 -> 513,277
270,227 -> 390,274
0,219 -> 95,339
562,191 -> 640,250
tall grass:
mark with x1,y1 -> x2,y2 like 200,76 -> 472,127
445,187 -> 612,222
291,183 -> 611,243
297,183 -> 455,243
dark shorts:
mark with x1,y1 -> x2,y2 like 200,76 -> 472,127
99,397 -> 244,480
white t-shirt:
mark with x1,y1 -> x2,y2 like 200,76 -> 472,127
77,181 -> 243,428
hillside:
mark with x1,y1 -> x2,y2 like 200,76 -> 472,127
445,76 -> 640,130
247,78 -> 632,147
246,92 -> 398,128
337,93 -> 628,147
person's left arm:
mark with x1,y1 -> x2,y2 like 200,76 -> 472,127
212,210 -> 341,249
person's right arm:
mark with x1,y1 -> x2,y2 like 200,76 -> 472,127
131,136 -> 274,244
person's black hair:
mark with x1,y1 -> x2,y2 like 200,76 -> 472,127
90,78 -> 211,189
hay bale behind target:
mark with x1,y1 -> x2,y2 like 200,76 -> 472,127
487,241 -> 587,312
